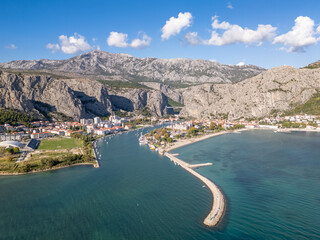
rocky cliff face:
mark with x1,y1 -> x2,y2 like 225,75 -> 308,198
109,88 -> 172,116
179,66 -> 320,119
0,50 -> 265,84
139,82 -> 183,103
0,70 -> 171,120
0,71 -> 114,120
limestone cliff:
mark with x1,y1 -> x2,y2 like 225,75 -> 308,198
0,70 -> 172,120
179,66 -> 320,119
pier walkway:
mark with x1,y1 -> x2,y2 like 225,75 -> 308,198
165,152 -> 225,227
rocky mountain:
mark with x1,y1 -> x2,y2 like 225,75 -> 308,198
179,66 -> 320,119
0,50 -> 264,84
304,60 -> 320,69
2,52 -> 319,121
139,82 -> 183,103
0,70 -> 171,120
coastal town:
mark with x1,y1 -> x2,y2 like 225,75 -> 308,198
0,112 -> 320,175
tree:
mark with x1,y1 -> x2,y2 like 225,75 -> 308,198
22,164 -> 32,173
209,122 -> 216,130
187,127 -> 198,136
6,148 -> 14,154
13,147 -> 19,154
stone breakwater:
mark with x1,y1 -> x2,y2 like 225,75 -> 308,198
165,152 -> 225,227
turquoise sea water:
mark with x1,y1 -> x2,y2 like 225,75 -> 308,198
0,129 -> 319,239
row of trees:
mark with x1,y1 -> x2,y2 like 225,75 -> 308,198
281,121 -> 306,128
70,133 -> 95,161
147,128 -> 173,143
20,153 -> 86,173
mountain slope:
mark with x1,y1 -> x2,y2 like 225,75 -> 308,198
179,66 -> 320,119
304,60 -> 320,69
0,50 -> 265,84
0,70 -> 172,120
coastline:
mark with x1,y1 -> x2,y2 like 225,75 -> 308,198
276,128 -> 320,133
0,162 -> 96,176
161,130 -> 247,227
165,129 -> 246,152
92,139 -> 100,168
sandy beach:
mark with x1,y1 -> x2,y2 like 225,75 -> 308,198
165,129 -> 246,152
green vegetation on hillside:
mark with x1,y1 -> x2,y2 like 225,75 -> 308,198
163,80 -> 193,89
167,97 -> 184,107
1,69 -> 70,79
0,108 -> 35,126
167,97 -> 184,114
284,92 -> 320,115
97,80 -> 150,90
304,60 -> 320,69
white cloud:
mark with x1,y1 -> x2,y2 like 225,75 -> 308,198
211,16 -> 231,29
184,32 -> 202,45
130,34 -> 152,48
236,61 -> 245,66
107,32 -> 151,49
185,16 -> 276,46
273,16 -> 320,52
46,43 -> 60,53
161,12 -> 193,40
107,32 -> 129,47
5,44 -> 17,50
58,33 -> 92,54
207,17 -> 277,46
46,33 -> 92,54
227,2 -> 233,9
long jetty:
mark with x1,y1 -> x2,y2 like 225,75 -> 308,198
165,152 -> 225,227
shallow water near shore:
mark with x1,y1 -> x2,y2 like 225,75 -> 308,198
0,130 -> 319,239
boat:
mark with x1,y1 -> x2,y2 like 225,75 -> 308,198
139,134 -> 148,145
149,144 -> 156,150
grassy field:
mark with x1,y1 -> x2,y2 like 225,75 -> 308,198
38,138 -> 82,150
0,137 -> 97,174
0,148 -> 20,173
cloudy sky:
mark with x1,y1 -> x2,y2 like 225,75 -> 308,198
1,0 -> 320,68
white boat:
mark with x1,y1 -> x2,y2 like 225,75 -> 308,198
139,133 -> 148,145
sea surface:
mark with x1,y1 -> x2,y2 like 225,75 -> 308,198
0,129 -> 319,239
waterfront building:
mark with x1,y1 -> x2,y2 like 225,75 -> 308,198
94,117 -> 101,124
31,132 -> 51,139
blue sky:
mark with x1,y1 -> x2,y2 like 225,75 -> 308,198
1,0 -> 320,68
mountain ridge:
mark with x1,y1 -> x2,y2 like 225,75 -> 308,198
0,50 -> 265,85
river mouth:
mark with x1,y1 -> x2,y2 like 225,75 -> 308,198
0,129 -> 319,239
